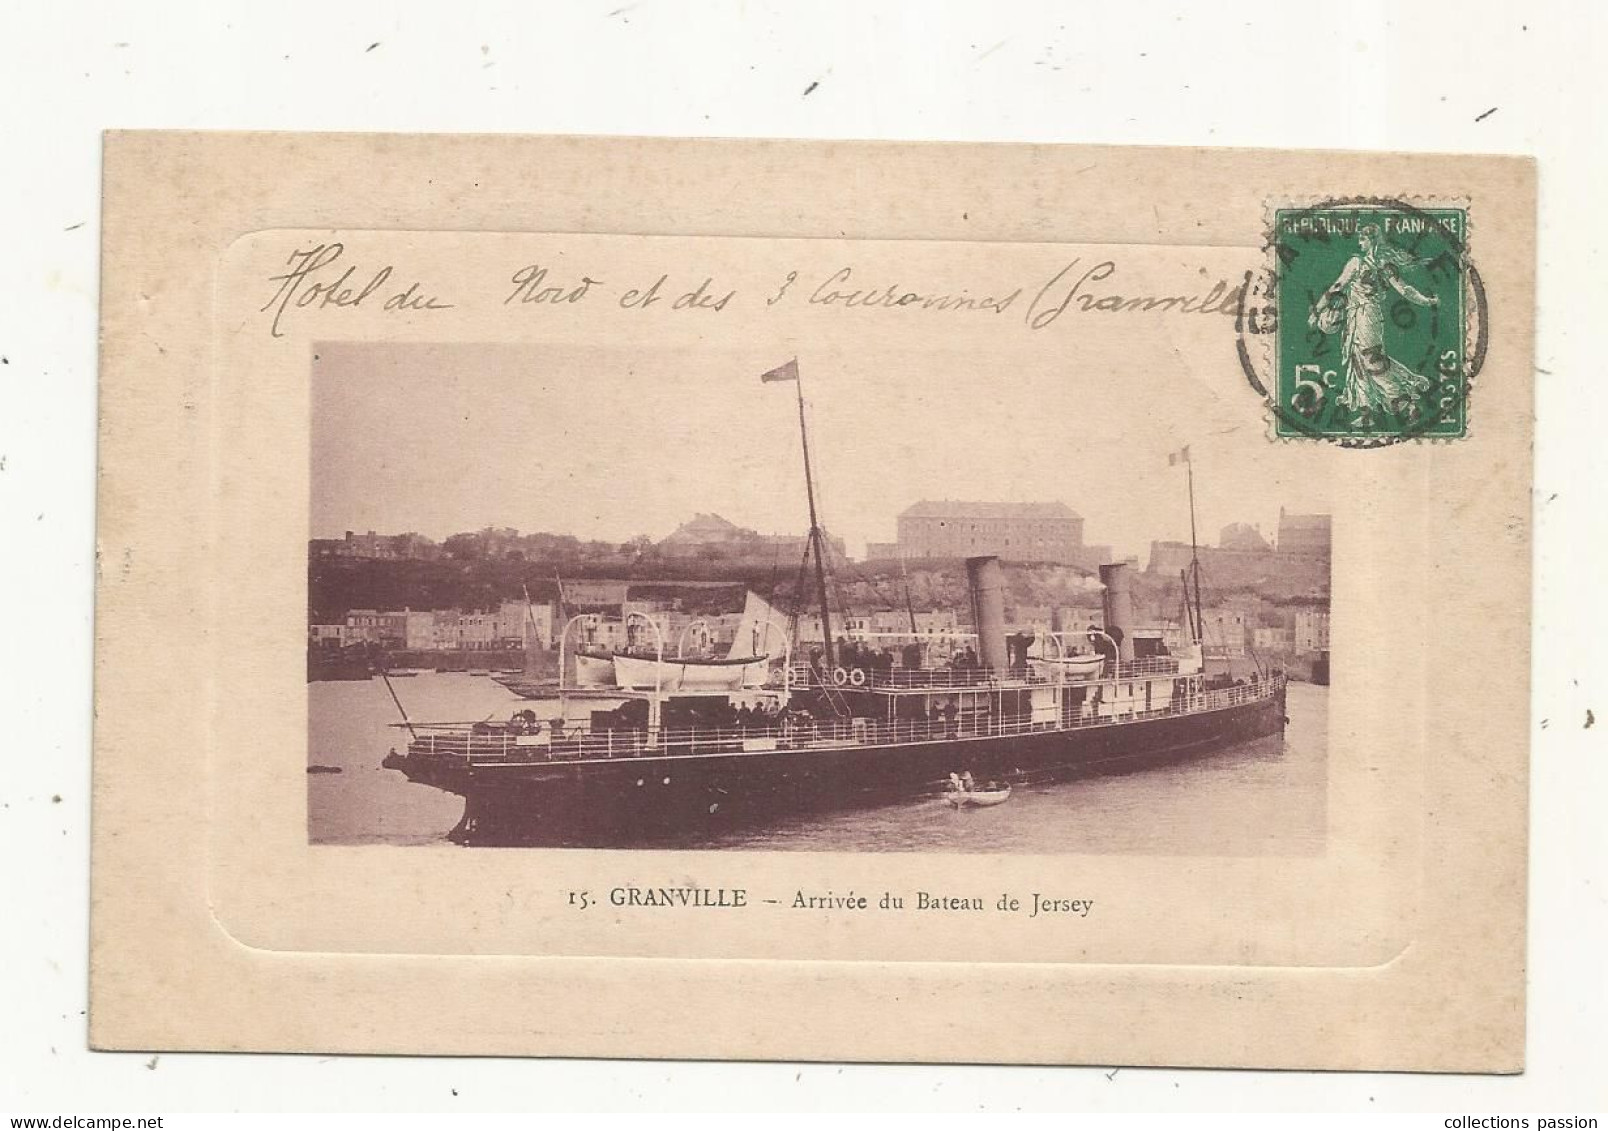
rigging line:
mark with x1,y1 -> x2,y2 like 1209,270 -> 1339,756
818,535 -> 908,627
763,541 -> 784,606
793,397 -> 865,622
804,514 -> 850,610
1189,561 -> 1248,665
1192,562 -> 1218,642
790,539 -> 813,612
825,548 -> 884,611
896,550 -> 919,634
1193,559 -> 1234,649
379,669 -> 417,740
783,539 -> 814,643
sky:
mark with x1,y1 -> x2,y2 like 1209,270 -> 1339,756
311,340 -> 1332,562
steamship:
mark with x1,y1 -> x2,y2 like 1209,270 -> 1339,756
379,361 -> 1288,846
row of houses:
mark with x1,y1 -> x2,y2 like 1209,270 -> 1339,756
1255,610 -> 1332,655
313,595 -> 1331,660
799,603 -> 1330,660
313,600 -> 968,655
995,604 -> 1330,659
314,600 -> 786,656
313,602 -> 557,652
792,609 -> 961,643
1156,607 -> 1330,658
798,603 -> 1330,659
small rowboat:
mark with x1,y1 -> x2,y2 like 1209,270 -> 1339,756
945,785 -> 1012,808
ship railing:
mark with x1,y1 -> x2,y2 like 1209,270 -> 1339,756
784,662 -> 1009,690
403,673 -> 1283,764
783,655 -> 1181,690
1110,657 -> 1184,678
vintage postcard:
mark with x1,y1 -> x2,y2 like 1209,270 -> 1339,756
92,133 -> 1534,1068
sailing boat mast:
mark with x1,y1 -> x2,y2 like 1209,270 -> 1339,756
790,362 -> 837,670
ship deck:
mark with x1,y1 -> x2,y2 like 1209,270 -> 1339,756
401,672 -> 1283,768
496,655 -> 1192,700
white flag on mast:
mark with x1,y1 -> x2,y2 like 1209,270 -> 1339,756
1168,445 -> 1191,466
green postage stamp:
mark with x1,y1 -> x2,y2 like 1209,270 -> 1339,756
1269,201 -> 1476,442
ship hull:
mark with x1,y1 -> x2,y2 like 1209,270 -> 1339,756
386,685 -> 1287,847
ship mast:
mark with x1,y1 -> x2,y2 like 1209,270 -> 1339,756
788,361 -> 837,670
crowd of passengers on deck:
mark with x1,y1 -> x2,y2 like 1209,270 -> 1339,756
807,629 -> 1104,684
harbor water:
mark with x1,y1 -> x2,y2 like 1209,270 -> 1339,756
309,672 -> 1327,855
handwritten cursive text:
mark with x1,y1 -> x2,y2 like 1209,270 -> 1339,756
1026,259 -> 1242,331
261,244 -> 453,337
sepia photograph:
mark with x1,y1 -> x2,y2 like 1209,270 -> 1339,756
307,339 -> 1332,851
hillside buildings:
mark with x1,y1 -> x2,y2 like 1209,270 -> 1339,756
864,500 -> 1112,568
1277,508 -> 1332,559
1219,522 -> 1271,552
656,513 -> 846,564
1253,625 -> 1295,652
1146,510 -> 1332,593
310,530 -> 442,561
1293,608 -> 1332,654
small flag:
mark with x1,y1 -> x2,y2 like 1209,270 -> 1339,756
1168,445 -> 1191,466
761,359 -> 800,383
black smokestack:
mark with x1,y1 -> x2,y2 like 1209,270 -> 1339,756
1099,561 -> 1136,662
965,555 -> 1009,673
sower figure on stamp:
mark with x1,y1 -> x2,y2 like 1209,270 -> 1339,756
1309,223 -> 1440,421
